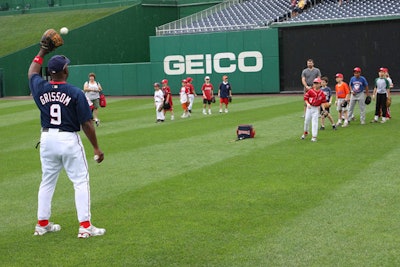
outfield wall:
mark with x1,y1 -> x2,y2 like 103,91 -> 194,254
66,28 -> 280,95
278,19 -> 400,92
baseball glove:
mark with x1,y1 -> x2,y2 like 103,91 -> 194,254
228,96 -> 232,103
365,95 -> 371,105
163,102 -> 171,110
40,29 -> 64,52
320,109 -> 329,117
341,100 -> 348,107
211,96 -> 215,103
387,97 -> 391,108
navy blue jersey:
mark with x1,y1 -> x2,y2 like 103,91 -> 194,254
320,86 -> 332,102
29,74 -> 92,132
219,82 -> 231,98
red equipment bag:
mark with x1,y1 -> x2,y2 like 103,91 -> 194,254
99,92 -> 106,108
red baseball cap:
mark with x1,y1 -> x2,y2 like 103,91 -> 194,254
379,67 -> 386,72
186,77 -> 192,82
182,79 -> 187,83
161,79 -> 168,84
313,77 -> 322,83
335,73 -> 344,78
153,82 -> 160,87
353,67 -> 361,73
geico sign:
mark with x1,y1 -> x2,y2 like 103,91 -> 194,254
164,51 -> 263,75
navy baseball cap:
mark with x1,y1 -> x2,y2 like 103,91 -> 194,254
48,55 -> 70,74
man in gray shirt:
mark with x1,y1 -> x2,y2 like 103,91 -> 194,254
301,59 -> 321,116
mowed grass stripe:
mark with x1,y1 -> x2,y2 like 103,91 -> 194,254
249,146 -> 400,267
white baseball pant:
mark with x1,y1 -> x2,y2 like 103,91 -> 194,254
188,94 -> 195,111
38,129 -> 91,223
155,102 -> 165,121
304,105 -> 319,138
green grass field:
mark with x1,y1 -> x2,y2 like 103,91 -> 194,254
0,7 -> 126,57
1,95 -> 400,266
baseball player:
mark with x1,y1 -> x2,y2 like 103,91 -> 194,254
348,67 -> 369,125
186,77 -> 197,113
201,76 -> 214,115
153,82 -> 165,123
180,79 -> 190,118
162,79 -> 174,120
301,77 -> 327,142
218,75 -> 232,113
319,77 -> 337,130
301,59 -> 321,117
28,30 -> 105,238
371,67 -> 390,123
334,73 -> 351,127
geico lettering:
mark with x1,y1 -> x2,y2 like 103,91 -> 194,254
213,53 -> 236,73
163,51 -> 263,75
238,51 -> 263,72
164,55 -> 185,75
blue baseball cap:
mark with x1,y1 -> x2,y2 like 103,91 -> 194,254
48,55 -> 70,74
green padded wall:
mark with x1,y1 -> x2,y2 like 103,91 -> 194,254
149,28 -> 280,94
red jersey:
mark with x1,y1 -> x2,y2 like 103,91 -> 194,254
304,88 -> 327,106
187,83 -> 195,94
162,86 -> 173,105
201,83 -> 214,100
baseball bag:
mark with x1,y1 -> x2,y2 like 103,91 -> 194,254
99,92 -> 107,108
365,95 -> 371,105
236,125 -> 255,140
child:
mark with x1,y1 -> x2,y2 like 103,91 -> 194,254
179,79 -> 190,118
218,75 -> 232,113
320,76 -> 337,130
186,77 -> 197,113
301,77 -> 327,142
153,83 -> 165,123
383,68 -> 393,119
161,79 -> 174,120
334,73 -> 350,127
371,68 -> 390,123
201,76 -> 214,115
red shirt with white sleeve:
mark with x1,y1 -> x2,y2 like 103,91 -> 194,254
304,88 -> 327,106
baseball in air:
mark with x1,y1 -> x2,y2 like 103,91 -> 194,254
60,27 -> 69,35
94,155 -> 99,161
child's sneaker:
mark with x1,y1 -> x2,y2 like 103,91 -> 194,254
320,126 -> 325,130
219,109 -> 222,113
77,225 -> 106,238
311,137 -> 317,142
208,109 -> 212,115
34,222 -> 61,236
